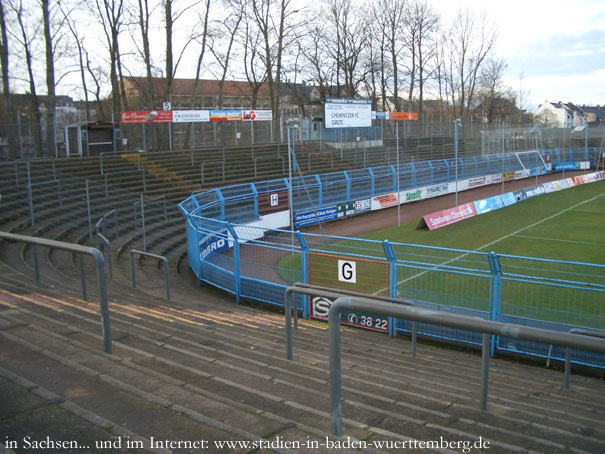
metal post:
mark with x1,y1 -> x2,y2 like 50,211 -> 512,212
287,122 -> 294,230
411,321 -> 417,358
329,305 -> 343,437
564,347 -> 571,390
141,194 -> 147,252
27,183 -> 35,227
585,125 -> 588,174
86,180 -> 93,242
80,254 -> 88,301
396,122 -> 400,227
480,333 -> 490,411
455,119 -> 460,206
33,244 -> 40,287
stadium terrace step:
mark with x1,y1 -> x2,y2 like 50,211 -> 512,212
1,279 -> 605,453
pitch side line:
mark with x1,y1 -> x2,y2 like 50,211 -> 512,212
375,192 -> 605,295
513,235 -> 605,246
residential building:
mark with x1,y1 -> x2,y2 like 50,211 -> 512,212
534,101 -> 588,128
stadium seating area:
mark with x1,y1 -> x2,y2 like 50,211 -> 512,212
1,145 -> 605,453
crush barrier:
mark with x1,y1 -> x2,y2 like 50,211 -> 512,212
180,148 -> 605,368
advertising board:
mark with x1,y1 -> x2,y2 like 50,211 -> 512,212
120,111 -> 173,124
209,110 -> 243,122
372,193 -> 398,210
242,110 -> 273,121
337,202 -> 355,218
354,199 -> 371,213
309,296 -> 389,333
172,110 -> 210,123
324,99 -> 372,129
420,203 -> 477,231
295,206 -> 338,228
199,235 -> 230,261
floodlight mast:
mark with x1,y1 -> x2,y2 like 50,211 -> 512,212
455,119 -> 461,207
286,119 -> 299,231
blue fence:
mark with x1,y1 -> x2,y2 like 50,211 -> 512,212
180,148 -> 605,368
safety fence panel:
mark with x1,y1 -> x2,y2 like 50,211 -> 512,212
390,244 -> 493,345
496,254 -> 605,366
348,169 -> 373,201
319,172 -> 348,206
292,175 -> 321,211
372,166 -> 395,195
236,225 -> 303,307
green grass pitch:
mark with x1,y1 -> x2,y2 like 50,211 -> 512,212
362,179 -> 605,266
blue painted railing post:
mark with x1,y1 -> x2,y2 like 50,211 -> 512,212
382,240 -> 398,338
368,168 -> 375,197
251,183 -> 259,219
296,231 -> 310,319
410,162 -> 416,188
487,251 -> 503,357
226,224 -> 241,303
315,175 -> 323,207
344,171 -> 351,201
216,189 -> 226,221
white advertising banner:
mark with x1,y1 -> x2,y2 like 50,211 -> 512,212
172,110 -> 210,123
325,99 -> 372,129
242,110 -> 273,121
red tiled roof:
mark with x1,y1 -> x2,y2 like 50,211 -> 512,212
124,77 -> 270,98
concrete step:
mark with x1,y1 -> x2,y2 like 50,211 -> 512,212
1,285 -> 604,453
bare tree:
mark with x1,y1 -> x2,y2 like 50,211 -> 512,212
182,0 -> 211,147
60,2 -> 91,121
9,0 -> 44,156
41,0 -> 58,156
442,8 -> 496,120
324,0 -> 367,98
371,0 -> 405,111
0,0 -> 16,156
240,14 -> 267,109
251,0 -> 304,121
477,56 -> 507,123
95,0 -> 124,137
296,20 -> 334,103
405,0 -> 439,120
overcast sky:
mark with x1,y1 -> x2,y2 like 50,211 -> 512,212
432,0 -> 605,110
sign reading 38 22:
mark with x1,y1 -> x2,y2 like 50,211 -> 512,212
310,297 -> 389,333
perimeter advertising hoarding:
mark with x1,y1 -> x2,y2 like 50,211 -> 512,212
120,111 -> 173,124
242,110 -> 273,121
309,296 -> 389,333
324,99 -> 372,129
172,110 -> 210,123
295,206 -> 338,228
209,110 -> 243,122
421,203 -> 478,231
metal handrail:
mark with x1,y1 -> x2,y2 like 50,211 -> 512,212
133,195 -> 167,229
254,156 -> 285,178
104,170 -> 146,197
95,209 -> 119,240
0,231 -> 112,354
26,180 -> 62,227
201,161 -> 225,184
96,233 -> 113,279
327,296 -> 605,436
130,250 -> 170,300
284,283 -> 416,361
564,328 -> 605,389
